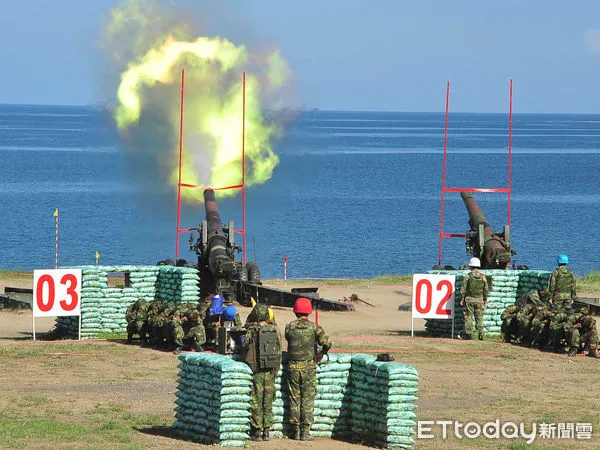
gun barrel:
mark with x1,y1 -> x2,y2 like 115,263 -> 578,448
203,189 -> 234,276
460,192 -> 494,237
460,191 -> 511,268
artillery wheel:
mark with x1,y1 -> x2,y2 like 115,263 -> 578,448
239,265 -> 249,282
246,262 -> 261,283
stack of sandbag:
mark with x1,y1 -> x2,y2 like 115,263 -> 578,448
425,269 -> 530,337
516,270 -> 551,297
156,266 -> 200,303
174,353 -> 253,447
349,354 -> 418,449
269,353 -> 352,438
56,265 -> 159,338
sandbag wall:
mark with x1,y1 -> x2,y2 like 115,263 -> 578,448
174,352 -> 419,449
174,353 -> 253,447
55,265 -> 200,339
425,269 -> 551,338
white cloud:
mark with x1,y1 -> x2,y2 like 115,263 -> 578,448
586,29 -> 600,53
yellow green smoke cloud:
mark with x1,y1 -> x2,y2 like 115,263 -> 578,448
106,0 -> 289,202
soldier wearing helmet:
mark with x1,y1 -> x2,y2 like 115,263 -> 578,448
459,257 -> 489,340
285,297 -> 332,441
548,254 -> 576,313
242,303 -> 282,441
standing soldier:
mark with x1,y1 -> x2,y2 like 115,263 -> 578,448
460,257 -> 489,340
242,304 -> 282,441
285,297 -> 332,441
548,254 -> 576,312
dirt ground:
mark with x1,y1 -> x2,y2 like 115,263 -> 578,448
1,274 -> 599,449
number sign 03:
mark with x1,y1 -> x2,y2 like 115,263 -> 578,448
412,274 -> 456,319
33,269 -> 82,317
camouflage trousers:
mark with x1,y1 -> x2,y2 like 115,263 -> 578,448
184,325 -> 206,350
127,320 -> 147,341
530,318 -> 551,346
567,324 -> 599,351
463,300 -> 485,336
250,370 -> 277,429
501,317 -> 519,341
286,359 -> 317,427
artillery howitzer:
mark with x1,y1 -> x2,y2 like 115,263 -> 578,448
461,192 -> 515,269
188,189 -> 354,311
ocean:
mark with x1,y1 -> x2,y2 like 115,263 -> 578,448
1,104 -> 599,278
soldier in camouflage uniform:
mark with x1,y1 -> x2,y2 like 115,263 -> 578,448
285,297 -> 331,441
548,254 -> 576,313
459,257 -> 489,340
564,307 -> 599,358
500,304 -> 520,343
548,310 -> 570,353
125,298 -> 149,345
529,304 -> 553,348
242,304 -> 282,441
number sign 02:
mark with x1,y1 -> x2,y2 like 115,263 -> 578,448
412,274 -> 456,319
33,269 -> 82,317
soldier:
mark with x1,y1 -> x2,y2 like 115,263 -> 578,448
500,304 -> 520,343
459,257 -> 489,340
203,294 -> 224,348
242,304 -> 282,441
565,307 -> 599,358
125,298 -> 149,345
529,304 -> 553,348
548,254 -> 576,313
285,297 -> 332,441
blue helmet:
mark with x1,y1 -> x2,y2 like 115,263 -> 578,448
557,254 -> 569,265
209,294 -> 224,316
223,305 -> 237,321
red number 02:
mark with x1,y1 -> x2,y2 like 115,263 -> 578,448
36,274 -> 55,312
60,273 -> 79,311
415,278 -> 454,315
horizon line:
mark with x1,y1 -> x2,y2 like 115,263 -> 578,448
1,102 -> 600,116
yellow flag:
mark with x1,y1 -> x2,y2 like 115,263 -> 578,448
250,297 -> 257,307
95,251 -> 100,260
53,208 -> 58,217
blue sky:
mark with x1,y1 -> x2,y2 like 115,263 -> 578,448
1,0 -> 600,113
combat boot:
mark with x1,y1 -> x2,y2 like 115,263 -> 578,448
478,333 -> 484,341
249,427 -> 261,441
588,348 -> 598,358
173,346 -> 185,355
293,425 -> 301,440
568,347 -> 577,357
464,333 -> 472,340
262,428 -> 270,441
300,425 -> 313,441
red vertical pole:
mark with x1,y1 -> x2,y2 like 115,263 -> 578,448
507,79 -> 513,226
437,81 -> 451,265
175,68 -> 185,260
55,209 -> 59,269
242,72 -> 247,265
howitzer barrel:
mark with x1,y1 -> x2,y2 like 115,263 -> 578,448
460,192 -> 511,269
460,192 -> 494,238
203,189 -> 234,277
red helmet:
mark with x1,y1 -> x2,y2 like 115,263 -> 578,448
293,297 -> 313,315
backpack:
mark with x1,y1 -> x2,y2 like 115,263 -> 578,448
257,328 -> 280,370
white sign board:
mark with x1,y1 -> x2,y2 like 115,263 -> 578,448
33,269 -> 82,317
411,274 -> 456,338
32,269 -> 82,341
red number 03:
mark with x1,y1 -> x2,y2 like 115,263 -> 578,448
415,279 -> 453,315
36,273 -> 79,312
